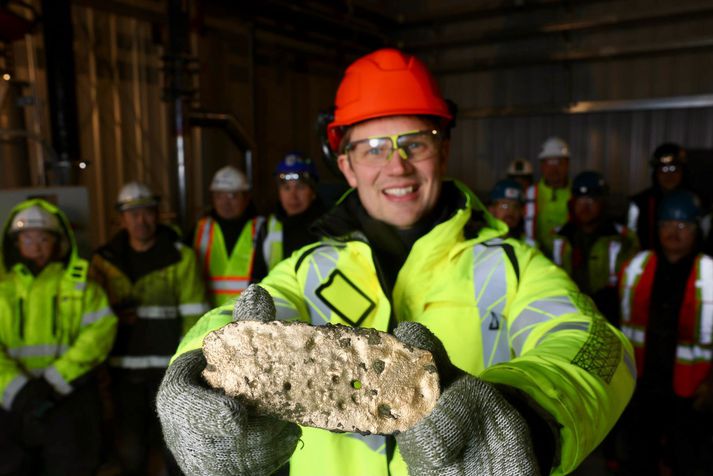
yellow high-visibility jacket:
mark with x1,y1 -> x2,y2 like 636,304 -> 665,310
525,180 -> 572,257
0,199 -> 117,410
175,180 -> 635,476
90,225 -> 207,371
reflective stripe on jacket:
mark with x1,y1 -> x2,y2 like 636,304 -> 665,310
0,200 -> 117,409
176,181 -> 635,476
89,241 -> 206,370
193,215 -> 261,306
620,251 -> 713,397
552,223 -> 639,294
259,214 -> 284,272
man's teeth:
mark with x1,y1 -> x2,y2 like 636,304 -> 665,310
384,186 -> 414,196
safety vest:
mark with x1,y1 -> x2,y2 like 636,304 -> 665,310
260,214 -> 284,272
552,224 -> 636,294
620,251 -> 713,397
0,200 -> 117,410
176,181 -> 636,476
524,180 -> 571,257
193,215 -> 262,306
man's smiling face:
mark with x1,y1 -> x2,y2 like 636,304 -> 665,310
337,116 -> 448,229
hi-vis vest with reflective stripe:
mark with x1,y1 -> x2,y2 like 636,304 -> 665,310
0,260 -> 117,411
176,182 -> 636,476
89,241 -> 207,370
524,180 -> 571,257
552,224 -> 636,294
620,251 -> 713,397
260,214 -> 284,272
193,215 -> 261,306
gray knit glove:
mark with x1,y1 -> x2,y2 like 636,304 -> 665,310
393,322 -> 540,476
156,285 -> 302,476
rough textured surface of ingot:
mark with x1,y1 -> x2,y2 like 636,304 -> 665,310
202,320 -> 440,434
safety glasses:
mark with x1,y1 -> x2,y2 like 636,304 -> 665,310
345,129 -> 442,165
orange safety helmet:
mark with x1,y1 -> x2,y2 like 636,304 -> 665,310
326,48 -> 453,155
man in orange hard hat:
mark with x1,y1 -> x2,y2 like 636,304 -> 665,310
157,48 -> 634,476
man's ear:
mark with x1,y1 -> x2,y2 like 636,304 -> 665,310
337,155 -> 358,188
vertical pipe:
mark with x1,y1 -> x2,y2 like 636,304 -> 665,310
41,0 -> 80,185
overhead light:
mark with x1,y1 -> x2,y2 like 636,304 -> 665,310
2,73 -> 10,81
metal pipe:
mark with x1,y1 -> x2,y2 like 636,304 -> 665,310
41,0 -> 80,184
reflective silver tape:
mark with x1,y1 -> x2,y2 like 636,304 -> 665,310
2,374 -> 29,410
345,433 -> 386,455
518,298 -> 583,352
608,241 -> 622,286
473,244 -> 510,367
81,306 -> 114,326
273,296 -> 300,322
44,366 -> 72,395
627,203 -> 639,231
8,344 -> 69,359
198,217 -> 213,258
698,256 -> 713,345
552,238 -> 564,266
303,247 -> 341,326
620,252 -> 651,324
676,344 -> 713,362
179,302 -> 209,316
109,355 -> 172,369
210,279 -> 249,292
136,306 -> 178,319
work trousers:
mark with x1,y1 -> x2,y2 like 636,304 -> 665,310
110,368 -> 182,476
0,382 -> 102,476
615,390 -> 713,475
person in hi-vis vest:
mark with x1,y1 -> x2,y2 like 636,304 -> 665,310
192,166 -> 261,306
616,189 -> 713,475
90,182 -> 207,476
551,171 -> 639,326
524,137 -> 572,257
252,152 -> 326,282
1,200 -> 117,476
157,48 -> 635,476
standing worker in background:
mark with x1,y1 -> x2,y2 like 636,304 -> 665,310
628,142 -> 689,252
551,171 -> 639,326
89,182 -> 207,476
252,152 -> 326,282
506,158 -> 534,191
0,199 -> 117,476
617,189 -> 713,475
192,166 -> 261,306
524,137 -> 572,257
157,48 -> 635,476
487,178 -> 536,247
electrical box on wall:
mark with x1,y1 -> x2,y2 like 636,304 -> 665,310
0,186 -> 91,258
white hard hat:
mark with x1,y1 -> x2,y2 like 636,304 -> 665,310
210,166 -> 250,192
116,181 -> 159,211
507,158 -> 533,176
10,205 -> 61,234
538,137 -> 570,159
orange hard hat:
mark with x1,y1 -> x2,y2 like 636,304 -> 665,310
327,48 -> 452,154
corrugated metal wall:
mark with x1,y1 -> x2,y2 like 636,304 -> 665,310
401,0 -> 713,214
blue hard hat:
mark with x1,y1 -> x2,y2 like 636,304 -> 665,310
275,151 -> 319,183
489,179 -> 525,203
572,171 -> 608,197
658,189 -> 701,223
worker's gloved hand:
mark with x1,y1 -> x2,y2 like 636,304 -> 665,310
393,322 -> 541,476
156,285 -> 302,476
11,378 -> 56,419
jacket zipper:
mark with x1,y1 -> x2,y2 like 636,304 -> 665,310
18,298 -> 25,339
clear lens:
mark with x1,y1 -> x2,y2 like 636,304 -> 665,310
659,220 -> 695,232
347,130 -> 441,165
